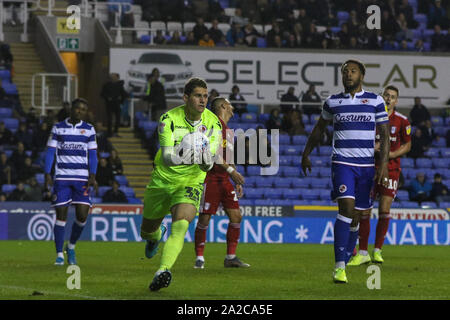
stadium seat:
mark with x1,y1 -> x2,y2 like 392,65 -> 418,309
279,155 -> 292,166
402,201 -> 419,208
263,188 -> 283,199
1,184 -> 16,194
2,81 -> 18,95
318,146 -> 332,156
246,166 -> 262,176
91,197 -> 102,204
150,20 -> 166,32
421,202 -> 437,209
115,175 -> 129,186
0,69 -> 11,81
254,199 -> 275,206
100,152 -> 110,159
432,158 -> 450,169
301,189 -> 321,200
245,187 -> 264,199
305,124 -> 314,133
396,190 -> 409,201
318,167 -> 330,178
259,113 -> 270,123
254,176 -> 274,188
183,22 -> 196,33
290,177 -> 311,188
279,134 -> 291,145
433,126 -> 447,137
273,177 -> 292,188
423,41 -> 431,51
97,186 -> 110,197
310,156 -> 329,167
337,11 -> 350,21
35,173 -> 44,185
283,188 -> 302,200
235,165 -> 245,175
167,21 -> 183,32
239,199 -> 254,206
241,112 -> 258,123
256,37 -> 267,48
401,158 -> 414,168
415,158 -> 432,168
431,138 -> 446,147
440,148 -> 450,158
446,117 -> 450,126
292,135 -> 307,145
391,201 -> 402,208
246,104 -> 259,113
0,108 -> 13,118
331,26 -> 341,34
414,13 -> 427,24
439,202 -> 450,209
431,116 -> 444,126
120,187 -> 135,198
310,178 -> 330,189
218,23 -> 231,35
282,166 -> 301,177
272,199 -> 293,206
139,120 -> 158,131
319,189 -> 331,200
3,118 -> 19,131
127,197 -> 142,204
282,145 -> 303,155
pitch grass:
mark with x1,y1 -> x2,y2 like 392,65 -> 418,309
0,241 -> 449,300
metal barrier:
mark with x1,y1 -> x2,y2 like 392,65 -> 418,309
31,73 -> 78,116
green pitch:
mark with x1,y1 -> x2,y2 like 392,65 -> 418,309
0,241 -> 449,300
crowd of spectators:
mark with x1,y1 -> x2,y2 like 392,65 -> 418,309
130,0 -> 450,51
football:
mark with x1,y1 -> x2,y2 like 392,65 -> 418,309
179,131 -> 210,164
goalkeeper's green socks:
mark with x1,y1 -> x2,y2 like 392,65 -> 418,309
141,226 -> 162,243
159,219 -> 189,271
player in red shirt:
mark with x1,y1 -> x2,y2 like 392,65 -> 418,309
193,97 -> 249,269
348,85 -> 411,265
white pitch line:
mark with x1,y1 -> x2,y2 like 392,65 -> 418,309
0,284 -> 103,300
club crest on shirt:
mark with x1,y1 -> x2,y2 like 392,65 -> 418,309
204,202 -> 210,210
80,129 -> 85,134
391,126 -> 397,134
198,125 -> 207,133
158,122 -> 165,134
222,139 -> 227,148
361,99 -> 369,104
339,184 -> 347,193
406,125 -> 411,135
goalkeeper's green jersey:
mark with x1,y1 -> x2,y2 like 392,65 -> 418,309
151,104 -> 222,186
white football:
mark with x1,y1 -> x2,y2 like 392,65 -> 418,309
179,132 -> 210,164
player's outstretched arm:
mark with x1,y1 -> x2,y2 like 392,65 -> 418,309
301,116 -> 329,176
375,122 -> 390,187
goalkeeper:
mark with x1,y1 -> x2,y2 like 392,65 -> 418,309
140,77 -> 222,292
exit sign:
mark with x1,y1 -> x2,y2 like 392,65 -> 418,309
57,38 -> 79,50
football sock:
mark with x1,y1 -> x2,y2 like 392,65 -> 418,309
358,214 -> 370,251
334,214 -> 352,269
57,252 -> 64,259
54,220 -> 66,254
226,254 -> 236,260
141,226 -> 162,243
196,256 -> 205,262
375,212 -> 390,249
194,222 -> 208,257
359,250 -> 368,256
226,222 -> 240,256
345,224 -> 359,264
159,219 -> 189,271
69,219 -> 86,246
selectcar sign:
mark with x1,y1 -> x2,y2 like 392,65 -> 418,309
110,48 -> 450,107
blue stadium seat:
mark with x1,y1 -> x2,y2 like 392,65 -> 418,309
337,11 -> 350,21
331,26 -> 341,34
0,69 -> 11,81
310,178 -> 330,189
283,188 -> 302,200
282,166 -> 301,177
35,173 -> 44,185
2,81 -> 18,95
432,158 -> 450,169
100,152 -> 110,158
302,114 -> 310,124
244,176 -> 256,187
305,124 -> 314,133
440,148 -> 450,158
246,104 -> 259,113
245,187 -> 264,199
318,167 -> 330,178
401,201 -> 419,208
120,187 -> 135,198
254,176 -> 273,188
97,186 -> 110,197
443,178 -> 450,186
115,175 -> 129,186
421,201 -> 437,209
135,111 -> 146,121
319,189 -> 331,200
128,197 -> 142,204
401,157 -> 414,168
431,116 -> 444,126
0,108 -> 13,118
439,201 -> 450,209
241,112 -> 258,123
257,37 -> 267,48
254,199 -> 275,206
259,113 -> 270,123
290,177 -> 311,188
264,188 -> 283,199
230,113 -> 240,122
139,120 -> 158,131
273,177 -> 292,188
91,197 -> 102,204
272,199 -> 293,206
238,199 -> 253,206
446,117 -> 450,126
292,135 -> 307,145
1,184 -> 16,194
246,166 -> 261,176
415,158 -> 432,168
279,134 -> 291,145
318,146 -> 332,156
412,29 -> 422,39
140,35 -> 151,44
433,126 -> 447,137
310,156 -> 329,167
3,149 -> 13,158
3,118 -> 19,131
279,155 -> 292,166
281,145 -> 303,155
396,190 -> 409,201
391,201 -> 402,208
310,114 -> 321,124
431,138 -> 446,147
414,13 -> 427,24
301,189 -> 321,200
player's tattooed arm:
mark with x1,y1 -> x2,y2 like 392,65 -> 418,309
375,122 -> 391,187
301,116 -> 330,176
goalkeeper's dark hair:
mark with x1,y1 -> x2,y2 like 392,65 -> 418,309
384,85 -> 399,96
184,77 -> 207,96
341,59 -> 366,75
71,97 -> 88,109
210,97 -> 227,114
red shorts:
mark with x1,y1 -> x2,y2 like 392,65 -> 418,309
200,179 -> 239,214
373,169 -> 401,199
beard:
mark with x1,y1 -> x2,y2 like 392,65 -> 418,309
343,79 -> 361,92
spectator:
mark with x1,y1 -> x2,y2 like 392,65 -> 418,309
367,29 -> 384,50
0,43 -> 13,70
281,110 -> 306,136
428,0 -> 448,28
286,33 -> 301,48
431,24 -> 447,51
7,182 -> 27,201
25,177 -> 45,201
0,152 -> 15,185
301,84 -> 322,115
101,73 -> 128,137
304,23 -> 323,49
409,97 -> 431,126
337,23 -> 351,48
108,149 -> 123,176
96,158 -> 115,187
240,0 -> 258,23
25,107 -> 40,131
0,80 -> 6,101
193,17 -> 209,42
413,39 -> 426,52
380,10 -> 398,39
9,141 -> 27,173
199,33 -> 215,47
348,36 -> 360,50
179,0 -> 195,22
230,7 -> 249,26
0,121 -> 14,146
447,129 -> 450,147
141,0 -> 162,23
419,119 -> 436,145
397,0 -> 418,28
154,30 -> 167,45
242,22 -> 260,47
409,172 -> 432,204
0,192 -> 6,202
280,87 -> 300,113
94,122 -> 112,153
32,121 -> 50,155
13,122 -> 33,150
42,109 -> 56,129
395,13 -> 413,42
256,0 -> 272,25
168,31 -> 183,45
209,0 -> 227,22
430,173 -> 450,204
215,35 -> 229,47
207,89 -> 220,108
184,31 -> 197,45
192,0 -> 210,18
226,23 -> 244,46
398,39 -> 411,51
408,128 -> 430,158
266,108 -> 283,132
229,85 -> 247,115
208,19 -> 224,44
56,101 -> 71,122
266,21 -> 283,48
271,35 -> 283,48
297,8 -> 312,33
144,68 -> 167,121
102,180 -> 128,203
348,10 -> 360,31
17,157 -> 38,184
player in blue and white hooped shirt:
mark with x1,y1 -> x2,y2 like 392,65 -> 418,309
301,60 -> 390,283
44,98 -> 98,266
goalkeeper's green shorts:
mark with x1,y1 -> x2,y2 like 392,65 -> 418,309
143,178 -> 204,220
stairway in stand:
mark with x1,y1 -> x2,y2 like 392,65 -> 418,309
108,127 -> 153,201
